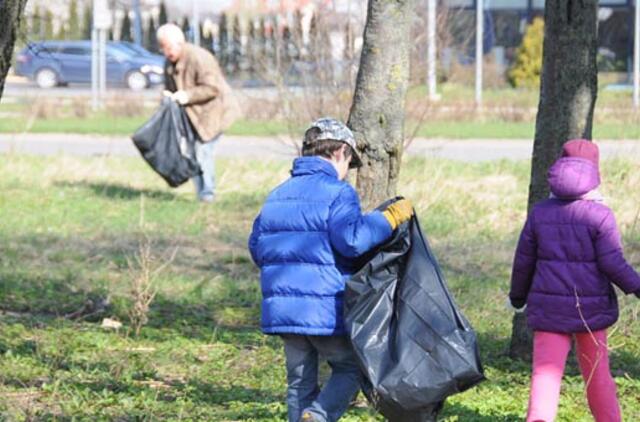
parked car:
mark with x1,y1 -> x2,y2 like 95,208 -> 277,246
113,41 -> 158,58
14,40 -> 165,90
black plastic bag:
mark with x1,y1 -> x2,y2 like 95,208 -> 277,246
345,212 -> 485,420
131,98 -> 201,187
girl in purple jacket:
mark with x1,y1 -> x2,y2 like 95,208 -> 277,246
509,139 -> 640,422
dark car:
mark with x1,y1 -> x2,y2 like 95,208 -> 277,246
14,40 -> 165,90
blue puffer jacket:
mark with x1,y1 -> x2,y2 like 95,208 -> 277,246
248,157 -> 392,336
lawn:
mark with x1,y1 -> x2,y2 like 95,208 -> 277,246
1,84 -> 639,140
0,113 -> 294,138
2,111 -> 639,140
1,153 -> 639,420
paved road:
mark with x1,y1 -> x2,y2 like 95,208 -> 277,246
2,133 -> 640,162
2,81 -> 289,102
3,81 -> 162,99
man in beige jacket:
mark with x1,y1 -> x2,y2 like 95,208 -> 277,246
157,23 -> 238,202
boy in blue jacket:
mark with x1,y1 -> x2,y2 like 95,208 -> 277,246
248,118 -> 412,422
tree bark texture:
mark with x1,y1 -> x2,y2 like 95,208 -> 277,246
0,0 -> 28,99
510,0 -> 599,360
348,0 -> 417,211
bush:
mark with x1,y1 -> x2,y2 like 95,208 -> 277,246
508,17 -> 544,88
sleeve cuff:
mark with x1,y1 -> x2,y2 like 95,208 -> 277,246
510,298 -> 526,309
369,210 -> 393,239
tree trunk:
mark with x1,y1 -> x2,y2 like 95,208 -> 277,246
348,0 -> 417,210
509,0 -> 599,360
0,0 -> 28,99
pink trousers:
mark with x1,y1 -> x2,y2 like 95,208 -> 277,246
527,330 -> 621,422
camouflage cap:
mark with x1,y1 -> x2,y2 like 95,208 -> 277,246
303,117 -> 362,168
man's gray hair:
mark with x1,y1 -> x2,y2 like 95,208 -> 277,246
156,23 -> 185,44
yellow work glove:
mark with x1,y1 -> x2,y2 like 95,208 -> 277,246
382,199 -> 413,230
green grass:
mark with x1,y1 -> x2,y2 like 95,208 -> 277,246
414,121 -> 535,139
1,83 -> 639,139
0,112 -> 292,138
0,114 -> 146,135
2,113 -> 639,140
413,121 -> 640,140
408,82 -> 636,108
1,153 -> 640,420
2,115 -> 639,139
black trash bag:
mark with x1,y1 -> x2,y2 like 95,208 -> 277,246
345,208 -> 485,420
361,377 -> 444,422
131,98 -> 201,187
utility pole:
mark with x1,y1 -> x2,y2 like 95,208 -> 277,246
427,0 -> 438,101
192,0 -> 201,46
133,0 -> 143,46
92,26 -> 98,110
634,0 -> 639,108
92,0 -> 111,110
475,0 -> 483,106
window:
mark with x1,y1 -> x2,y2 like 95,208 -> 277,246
445,0 -> 473,7
61,47 -> 90,56
34,44 -> 62,56
487,0 -> 528,9
106,47 -> 129,61
445,0 -> 631,9
600,0 -> 629,5
445,0 -> 528,8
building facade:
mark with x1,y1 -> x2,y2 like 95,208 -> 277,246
445,0 -> 636,73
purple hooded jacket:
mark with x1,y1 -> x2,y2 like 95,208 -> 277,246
510,157 -> 640,333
